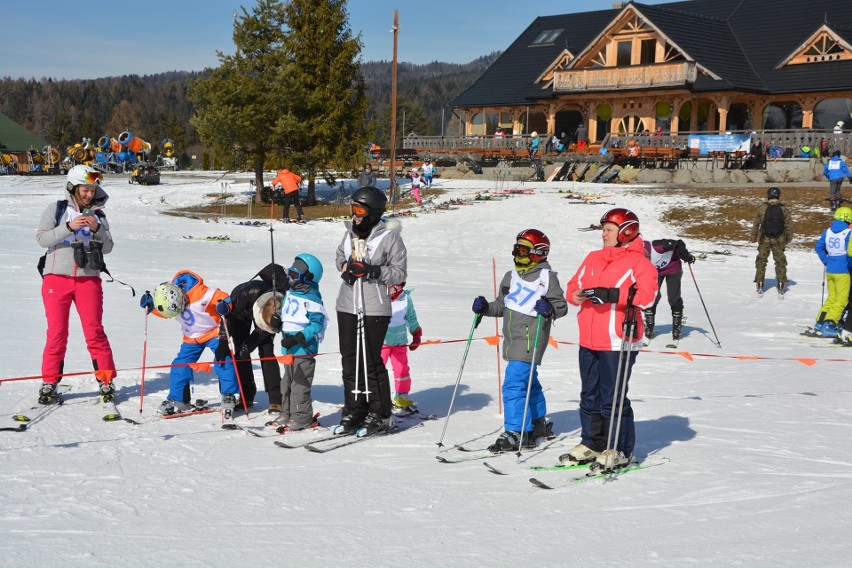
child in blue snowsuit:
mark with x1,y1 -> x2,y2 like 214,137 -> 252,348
140,270 -> 240,415
471,229 -> 568,453
275,253 -> 329,430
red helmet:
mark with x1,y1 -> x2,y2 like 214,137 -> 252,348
600,208 -> 640,243
515,229 -> 550,262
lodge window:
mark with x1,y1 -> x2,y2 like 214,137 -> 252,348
640,39 -> 655,64
617,41 -> 632,66
531,29 -> 563,46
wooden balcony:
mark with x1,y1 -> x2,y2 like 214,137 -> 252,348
553,62 -> 698,92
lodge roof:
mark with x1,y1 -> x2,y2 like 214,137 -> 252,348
0,111 -> 48,152
451,0 -> 852,108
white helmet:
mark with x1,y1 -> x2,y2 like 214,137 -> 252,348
66,164 -> 102,193
531,131 -> 538,137
153,282 -> 185,318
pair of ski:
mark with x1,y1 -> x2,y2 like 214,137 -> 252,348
435,434 -> 567,464
527,456 -> 670,489
643,334 -> 680,349
4,394 -> 140,433
273,413 -> 435,452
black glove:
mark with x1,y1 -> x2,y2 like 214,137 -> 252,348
238,331 -> 261,360
675,240 -> 695,264
348,260 -> 381,280
581,287 -> 620,304
214,336 -> 230,362
472,296 -> 489,315
282,332 -> 308,349
685,254 -> 696,264
269,314 -> 282,332
534,298 -> 553,318
140,291 -> 154,314
341,269 -> 357,285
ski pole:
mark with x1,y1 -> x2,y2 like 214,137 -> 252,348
687,264 -> 721,348
516,313 -> 543,460
436,313 -> 483,448
221,318 -> 250,418
139,310 -> 149,416
492,257 -> 503,413
268,187 -> 282,323
604,287 -> 637,472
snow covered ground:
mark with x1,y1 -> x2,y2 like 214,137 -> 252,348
1,171 -> 850,567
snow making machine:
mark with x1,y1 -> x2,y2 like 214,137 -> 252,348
153,138 -> 179,170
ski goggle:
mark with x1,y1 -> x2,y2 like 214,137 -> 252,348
512,243 -> 531,257
351,203 -> 368,217
82,171 -> 103,185
287,266 -> 314,285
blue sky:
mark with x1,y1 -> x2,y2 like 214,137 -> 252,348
0,0 -> 671,80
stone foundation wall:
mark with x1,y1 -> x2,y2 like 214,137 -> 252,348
434,157 -> 849,184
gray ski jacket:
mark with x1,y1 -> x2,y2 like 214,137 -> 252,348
335,220 -> 407,316
36,187 -> 114,278
480,261 -> 568,364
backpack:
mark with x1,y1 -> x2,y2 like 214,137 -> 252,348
37,200 -> 109,278
762,203 -> 785,237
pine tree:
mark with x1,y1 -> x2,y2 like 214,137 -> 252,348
188,0 -> 299,203
281,0 -> 367,204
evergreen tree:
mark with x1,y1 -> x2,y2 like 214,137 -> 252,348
188,0 -> 299,203
281,0 -> 367,203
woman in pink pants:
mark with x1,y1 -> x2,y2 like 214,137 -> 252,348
35,165 -> 116,405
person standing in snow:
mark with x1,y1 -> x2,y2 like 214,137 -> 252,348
822,150 -> 851,211
407,169 -> 424,205
562,209 -> 658,468
812,206 -> 852,337
381,275 -> 423,416
271,168 -> 304,223
36,165 -> 117,405
273,253 -> 329,431
471,229 -> 568,453
357,163 -> 377,188
642,238 -> 696,341
420,158 -> 435,188
335,186 -> 407,435
751,187 -> 793,295
139,271 -> 240,416
220,264 -> 288,412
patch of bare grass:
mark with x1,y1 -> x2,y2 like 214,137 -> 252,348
645,185 -> 836,249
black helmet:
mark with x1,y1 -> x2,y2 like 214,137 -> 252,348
767,187 -> 781,200
352,186 -> 387,214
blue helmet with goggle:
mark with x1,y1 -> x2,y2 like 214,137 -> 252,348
288,253 -> 323,285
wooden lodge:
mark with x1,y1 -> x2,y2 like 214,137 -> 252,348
408,0 -> 852,163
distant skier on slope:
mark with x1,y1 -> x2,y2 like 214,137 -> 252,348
642,238 -> 696,341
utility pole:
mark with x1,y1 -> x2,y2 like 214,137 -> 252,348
389,10 -> 398,207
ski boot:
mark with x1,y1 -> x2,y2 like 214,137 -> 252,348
532,417 -> 555,441
836,329 -> 852,346
98,381 -> 115,402
558,443 -> 601,464
158,399 -> 192,415
643,310 -> 655,338
777,281 -> 787,296
819,321 -> 840,338
37,382 -> 62,406
591,449 -> 633,472
487,430 -> 534,453
221,394 -> 237,421
356,412 -> 393,437
334,411 -> 367,434
268,403 -> 283,414
672,310 -> 684,340
392,393 -> 418,416
755,281 -> 764,296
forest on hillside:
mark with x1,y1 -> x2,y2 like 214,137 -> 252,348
0,53 -> 499,165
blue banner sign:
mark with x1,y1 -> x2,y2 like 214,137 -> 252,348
687,134 -> 751,155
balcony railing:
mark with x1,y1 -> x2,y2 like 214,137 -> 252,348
553,61 -> 698,92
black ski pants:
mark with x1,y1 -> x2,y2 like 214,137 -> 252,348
650,271 -> 684,313
337,311 -> 392,418
229,317 -> 282,406
282,191 -> 304,220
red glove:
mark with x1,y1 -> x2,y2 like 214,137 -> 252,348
409,327 -> 422,351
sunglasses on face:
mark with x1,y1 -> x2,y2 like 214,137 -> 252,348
351,204 -> 368,217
